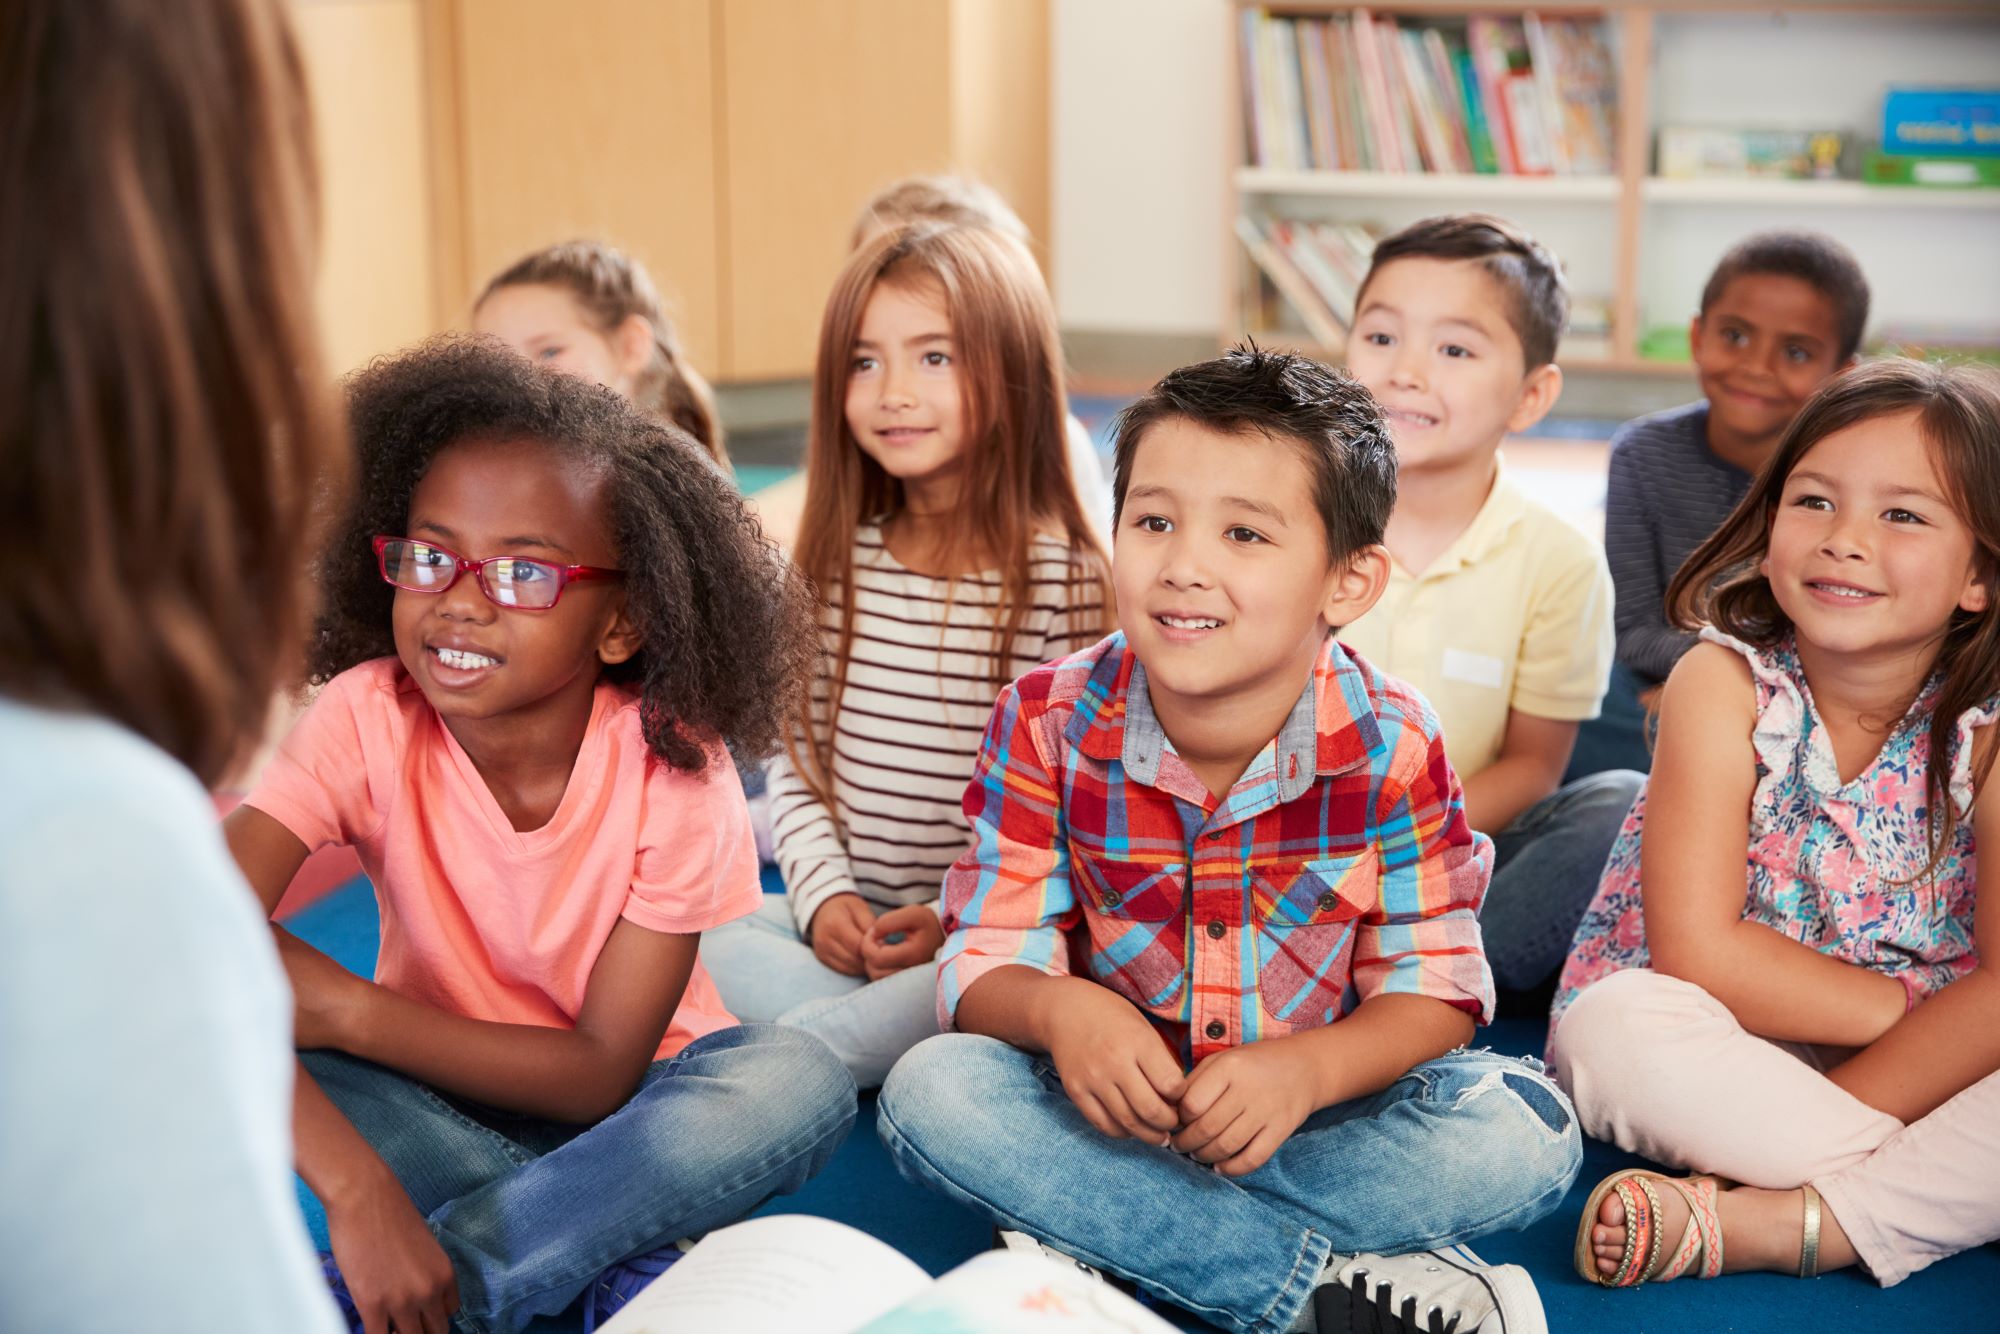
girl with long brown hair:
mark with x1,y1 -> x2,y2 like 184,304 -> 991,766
702,222 -> 1112,1088
0,0 -> 347,1326
1549,359 -> 2000,1292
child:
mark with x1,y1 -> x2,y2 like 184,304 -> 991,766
1553,358 -> 2000,1290
878,348 -> 1581,1334
751,174 -> 1113,549
473,238 -> 726,463
1338,213 -> 1643,1002
3,0 -> 351,1326
222,339 -> 855,1334
1595,233 -> 1868,765
700,223 -> 1112,1088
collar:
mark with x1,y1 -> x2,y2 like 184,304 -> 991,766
1395,456 -> 1530,580
1067,635 -> 1382,801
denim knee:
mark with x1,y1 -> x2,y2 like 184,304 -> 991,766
879,1033 -> 1022,1152
1417,1051 -> 1583,1228
1567,768 -> 1645,826
657,1024 -> 858,1177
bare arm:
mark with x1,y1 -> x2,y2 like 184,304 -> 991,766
1461,710 -> 1576,834
1282,993 -> 1474,1109
227,803 -> 695,1122
1827,735 -> 2000,1121
1642,645 -> 1905,1046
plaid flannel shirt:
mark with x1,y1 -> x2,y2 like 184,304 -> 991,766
939,631 -> 1495,1065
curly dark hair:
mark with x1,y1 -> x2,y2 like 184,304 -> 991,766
311,335 -> 816,774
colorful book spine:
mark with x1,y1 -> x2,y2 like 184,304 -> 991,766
1454,47 -> 1500,174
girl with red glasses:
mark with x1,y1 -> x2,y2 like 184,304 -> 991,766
223,337 -> 855,1333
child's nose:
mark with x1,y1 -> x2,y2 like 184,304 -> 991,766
1159,535 -> 1213,589
437,568 -> 497,620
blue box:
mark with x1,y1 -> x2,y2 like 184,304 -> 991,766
1883,87 -> 2000,157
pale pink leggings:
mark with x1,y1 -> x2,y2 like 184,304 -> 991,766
1552,968 -> 2000,1286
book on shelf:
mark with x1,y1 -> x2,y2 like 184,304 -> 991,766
1657,127 -> 1847,181
1238,8 -> 1616,177
593,1214 -> 1177,1334
1881,87 -> 2000,158
1861,149 -> 2000,188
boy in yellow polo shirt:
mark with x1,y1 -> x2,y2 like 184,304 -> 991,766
1340,214 -> 1643,1009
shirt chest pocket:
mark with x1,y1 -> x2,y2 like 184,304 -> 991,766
1072,850 -> 1186,1007
1250,853 -> 1374,1023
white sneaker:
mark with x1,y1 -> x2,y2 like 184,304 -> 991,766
1309,1244 -> 1546,1334
995,1228 -> 1107,1283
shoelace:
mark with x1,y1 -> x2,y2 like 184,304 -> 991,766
1323,1267 -> 1465,1334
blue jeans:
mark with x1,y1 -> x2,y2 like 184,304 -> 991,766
303,1024 -> 856,1334
877,1035 -> 1581,1334
1481,768 -> 1645,993
701,895 -> 941,1088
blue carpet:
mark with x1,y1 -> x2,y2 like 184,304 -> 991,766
283,874 -> 1998,1330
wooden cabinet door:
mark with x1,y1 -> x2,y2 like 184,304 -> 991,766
452,0 -> 724,373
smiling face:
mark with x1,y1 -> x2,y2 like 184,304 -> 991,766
391,437 -> 638,744
842,278 -> 969,512
1762,410 -> 1988,669
1114,417 -> 1386,722
1344,257 -> 1560,478
473,282 -> 649,398
1692,273 -> 1848,464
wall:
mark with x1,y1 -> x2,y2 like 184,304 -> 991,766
1050,0 -> 1227,336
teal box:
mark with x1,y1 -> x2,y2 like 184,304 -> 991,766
1883,87 -> 2000,157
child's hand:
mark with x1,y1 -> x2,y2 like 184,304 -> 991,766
1042,982 -> 1184,1143
809,893 -> 875,977
860,904 -> 945,980
273,927 -> 369,1050
1171,1038 -> 1317,1178
326,1170 -> 460,1334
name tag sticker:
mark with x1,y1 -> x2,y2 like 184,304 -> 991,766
1441,648 -> 1504,689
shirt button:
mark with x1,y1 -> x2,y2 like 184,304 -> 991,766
1316,892 -> 1339,913
1102,891 -> 1122,909
1205,1020 -> 1226,1040
1206,830 -> 1225,842
1205,919 -> 1226,939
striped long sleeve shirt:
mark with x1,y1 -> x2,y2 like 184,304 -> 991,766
1604,401 -> 1755,685
768,524 -> 1107,935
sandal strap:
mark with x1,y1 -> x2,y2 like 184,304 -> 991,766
1799,1184 -> 1822,1279
1605,1178 -> 1652,1287
1653,1175 -> 1725,1281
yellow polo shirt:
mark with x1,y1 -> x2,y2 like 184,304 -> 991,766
1338,462 -> 1613,778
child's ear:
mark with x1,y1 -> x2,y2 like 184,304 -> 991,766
1687,312 -> 1705,355
1960,574 -> 1991,616
1322,542 -> 1392,630
1503,361 -> 1563,436
613,314 -> 655,383
596,599 -> 644,667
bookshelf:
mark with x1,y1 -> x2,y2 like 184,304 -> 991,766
1226,1 -> 2000,377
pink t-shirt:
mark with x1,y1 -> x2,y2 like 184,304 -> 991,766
247,658 -> 757,1061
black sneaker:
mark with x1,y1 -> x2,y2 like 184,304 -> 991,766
1310,1243 -> 1546,1334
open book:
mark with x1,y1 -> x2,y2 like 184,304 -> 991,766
595,1214 -> 1178,1334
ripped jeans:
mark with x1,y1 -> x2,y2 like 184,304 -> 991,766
877,1036 -> 1581,1334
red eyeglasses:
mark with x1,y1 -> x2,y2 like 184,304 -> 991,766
372,536 -> 624,611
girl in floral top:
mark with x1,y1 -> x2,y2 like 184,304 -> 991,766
1549,360 -> 2000,1295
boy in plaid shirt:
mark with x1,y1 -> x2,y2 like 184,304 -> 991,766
878,349 -> 1581,1334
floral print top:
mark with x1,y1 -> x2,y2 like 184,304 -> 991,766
1550,628 -> 1994,1044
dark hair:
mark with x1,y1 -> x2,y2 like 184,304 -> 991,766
1110,345 -> 1397,563
313,336 -> 816,773
0,0 -> 348,787
1356,213 -> 1569,369
1699,230 -> 1871,363
476,240 -> 725,463
1669,358 -> 2000,877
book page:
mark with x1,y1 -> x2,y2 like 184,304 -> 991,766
594,1215 -> 930,1334
859,1253 -> 1179,1334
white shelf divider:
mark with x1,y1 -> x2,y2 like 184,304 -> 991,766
1642,177 -> 2000,209
1236,168 -> 1622,202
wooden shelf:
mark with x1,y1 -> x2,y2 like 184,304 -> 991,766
1237,169 -> 1620,201
1642,177 -> 2000,209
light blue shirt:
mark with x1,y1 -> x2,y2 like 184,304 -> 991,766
0,697 -> 340,1333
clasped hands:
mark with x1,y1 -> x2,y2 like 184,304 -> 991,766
808,893 -> 946,980
1045,983 -> 1316,1179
